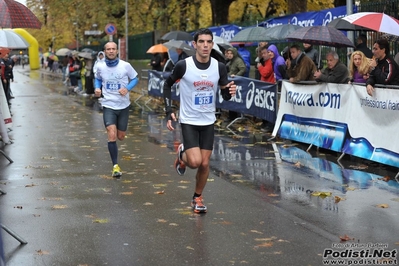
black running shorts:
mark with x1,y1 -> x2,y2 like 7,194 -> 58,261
180,123 -> 214,151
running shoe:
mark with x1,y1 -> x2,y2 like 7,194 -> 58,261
174,143 -> 186,175
191,196 -> 207,213
112,164 -> 122,178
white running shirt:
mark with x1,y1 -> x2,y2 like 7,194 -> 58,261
179,57 -> 220,125
96,60 -> 138,110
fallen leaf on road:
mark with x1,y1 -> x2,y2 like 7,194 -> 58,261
311,191 -> 332,198
120,191 -> 133,195
268,193 -> 279,197
92,219 -> 109,223
256,242 -> 273,247
157,219 -> 167,223
51,205 -> 68,209
250,230 -> 263,234
35,249 -> 49,255
143,202 -> 154,206
294,162 -> 301,167
339,234 -> 353,241
154,190 -> 165,194
378,176 -> 391,182
335,196 -> 346,203
376,204 -> 389,208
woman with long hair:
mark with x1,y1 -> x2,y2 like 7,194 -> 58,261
349,51 -> 370,84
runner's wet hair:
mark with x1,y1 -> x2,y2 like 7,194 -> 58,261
193,28 -> 213,42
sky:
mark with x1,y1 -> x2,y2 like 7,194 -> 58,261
15,0 -> 27,5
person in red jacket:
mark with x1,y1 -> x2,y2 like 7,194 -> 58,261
256,46 -> 275,84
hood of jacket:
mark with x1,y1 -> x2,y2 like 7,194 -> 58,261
97,51 -> 105,61
267,44 -> 279,63
226,47 -> 238,58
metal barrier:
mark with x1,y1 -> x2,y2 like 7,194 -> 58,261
133,69 -> 152,111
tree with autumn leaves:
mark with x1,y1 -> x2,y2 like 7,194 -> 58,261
25,0 -> 337,51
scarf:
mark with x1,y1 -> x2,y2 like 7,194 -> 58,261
105,57 -> 119,67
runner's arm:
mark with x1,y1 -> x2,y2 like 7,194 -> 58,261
163,61 -> 186,120
126,77 -> 139,91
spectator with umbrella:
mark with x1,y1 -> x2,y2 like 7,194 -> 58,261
314,50 -> 349,84
366,38 -> 399,96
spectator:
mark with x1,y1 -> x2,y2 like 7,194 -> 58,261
47,57 -> 54,71
314,50 -> 349,84
237,43 -> 251,77
176,48 -> 189,62
366,38 -> 399,96
255,42 -> 268,80
1,53 -> 13,106
62,55 -> 69,82
225,47 -> 246,77
355,34 -> 373,59
68,53 -> 81,91
267,44 -> 286,83
149,53 -> 163,71
84,55 -> 94,95
303,43 -> 319,69
9,55 -> 19,99
257,46 -> 275,83
224,47 -> 246,122
286,44 -> 317,83
77,56 -> 87,94
348,51 -> 370,84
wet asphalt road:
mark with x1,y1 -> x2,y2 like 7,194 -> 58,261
1,66 -> 399,266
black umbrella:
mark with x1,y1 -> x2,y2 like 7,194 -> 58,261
286,26 -> 354,48
328,18 -> 369,31
161,31 -> 193,41
263,24 -> 302,42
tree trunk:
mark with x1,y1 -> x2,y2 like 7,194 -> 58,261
287,0 -> 307,14
209,0 -> 235,25
334,0 -> 347,7
180,0 -> 189,31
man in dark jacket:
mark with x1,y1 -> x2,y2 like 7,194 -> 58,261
355,34 -> 373,59
303,43 -> 319,69
286,44 -> 317,83
366,38 -> 399,96
314,51 -> 349,83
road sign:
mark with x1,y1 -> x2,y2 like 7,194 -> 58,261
84,30 -> 102,35
105,23 -> 117,35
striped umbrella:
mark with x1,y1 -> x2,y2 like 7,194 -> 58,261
341,12 -> 399,36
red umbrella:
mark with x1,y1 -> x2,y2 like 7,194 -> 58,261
0,0 -> 42,29
0,47 -> 11,58
341,12 -> 399,36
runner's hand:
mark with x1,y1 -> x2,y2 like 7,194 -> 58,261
166,113 -> 177,131
94,88 -> 101,97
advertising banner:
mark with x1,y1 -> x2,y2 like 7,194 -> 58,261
273,81 -> 399,168
148,70 -> 278,123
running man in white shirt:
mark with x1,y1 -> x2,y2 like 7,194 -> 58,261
94,42 -> 139,178
163,28 -> 236,213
